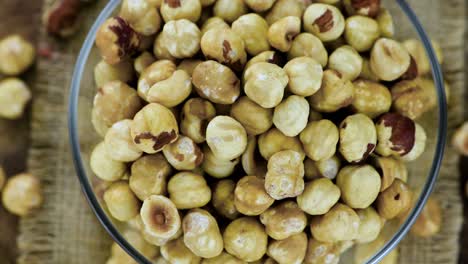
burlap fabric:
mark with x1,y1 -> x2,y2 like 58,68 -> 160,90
17,0 -> 466,263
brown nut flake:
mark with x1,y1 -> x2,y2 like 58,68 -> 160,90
375,113 -> 415,157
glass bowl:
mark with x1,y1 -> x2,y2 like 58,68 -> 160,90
68,0 -> 447,263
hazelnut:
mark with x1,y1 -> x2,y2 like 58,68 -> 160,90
142,223 -> 183,247
0,35 -> 35,75
168,172 -> 211,209
95,17 -> 140,65
153,33 -> 177,61
213,0 -> 247,23
138,34 -> 156,52
303,158 -> 320,180
162,135 -> 203,170
376,179 -> 412,219
391,78 -> 437,120
351,79 -> 391,118
260,201 -> 307,240
354,234 -> 399,264
243,62 -> 288,108
309,70 -> 354,112
212,179 -> 240,219
241,136 -> 267,177
265,0 -> 303,25
160,0 -> 202,22
0,166 -> 5,191
284,57 -> 323,96
134,52 -> 155,76
336,165 -> 381,209
303,3 -> 345,42
310,203 -> 360,242
403,39 -> 443,76
339,114 -> 377,163
370,38 -> 411,81
192,61 -> 240,104
267,16 -> 301,52
137,60 -> 176,100
373,156 -> 407,192
130,103 -> 179,154
244,0 -> 276,12
230,97 -> 273,136
147,69 -> 192,107
160,237 -> 202,263
360,57 -> 380,81
180,98 -> 216,144
177,59 -> 202,76
304,238 -> 340,264
159,19 -> 201,59
328,45 -> 363,81
1,173 -> 43,216
244,51 -> 285,72
315,155 -> 341,180
343,0 -> 380,17
183,209 -> 224,258
232,14 -> 270,56
300,119 -> 339,161
202,145 -> 240,178
223,217 -> 268,262
0,78 -> 32,120
376,8 -> 394,38
355,207 -> 383,243
206,116 -> 247,161
258,128 -> 305,160
410,196 -> 442,238
107,229 -> 159,263
200,17 -> 230,36
265,150 -> 305,200
288,33 -> 328,67
297,178 -> 341,215
104,181 -> 141,221
273,95 -> 309,137
344,16 -> 380,52
234,176 -> 274,215
201,28 -> 247,71
452,122 -> 468,156
104,119 -> 143,162
119,0 -> 162,36
90,142 -> 127,181
140,195 -> 181,240
129,154 -> 172,200
201,252 -> 245,264
267,233 -> 308,264
94,59 -> 134,88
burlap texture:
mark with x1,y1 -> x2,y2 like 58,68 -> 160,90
17,0 -> 466,263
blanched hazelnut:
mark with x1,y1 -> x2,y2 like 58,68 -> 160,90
273,95 -> 309,137
310,203 -> 360,242
1,173 -> 42,216
303,3 -> 345,42
376,8 -> 394,38
260,201 -> 307,240
373,156 -> 407,192
90,142 -> 127,181
94,59 -> 134,88
267,232 -> 308,264
213,0 -> 247,23
177,59 -> 202,76
0,35 -> 35,75
107,229 -> 159,263
403,39 -> 443,76
147,69 -> 192,107
391,78 -> 437,120
223,217 -> 268,262
244,0 -> 276,12
200,17 -> 230,36
315,155 -> 341,180
410,196 -> 441,238
0,78 -> 32,120
129,154 -> 172,200
304,238 -> 340,264
95,17 -> 140,65
142,222 -> 183,247
135,53 -> 155,76
360,57 -> 380,81
192,61 -> 240,104
328,45 -> 363,81
243,62 -> 288,108
351,79 -> 391,118
355,207 -> 383,243
232,14 -> 270,56
183,209 -> 223,258
201,28 -> 247,71
130,103 -> 179,154
202,145 -> 240,178
153,33 -> 176,61
234,176 -> 274,215
244,51 -> 285,72
370,38 -> 411,81
168,172 -> 211,209
137,60 -> 176,100
230,97 -> 273,136
267,16 -> 301,52
265,150 -> 305,200
339,114 -> 377,163
303,159 -> 320,180
343,0 -> 380,17
288,33 -> 328,67
241,136 -> 267,177
104,119 -> 143,162
141,195 -> 181,240
344,15 -> 380,52
206,116 -> 247,160
119,0 -> 162,36
284,57 -> 323,97
161,237 -> 202,263
212,179 -> 239,219
201,252 -> 245,264
300,120 -> 339,161
162,135 -> 203,170
309,70 -> 354,113
354,234 -> 399,264
159,19 -> 201,58
336,165 -> 381,209
453,122 -> 468,156
376,179 -> 412,219
258,128 -> 305,160
297,178 -> 340,215
104,181 -> 140,221
265,0 -> 303,25
180,98 -> 216,144
160,0 -> 201,22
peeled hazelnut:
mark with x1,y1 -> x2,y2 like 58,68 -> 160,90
355,207 -> 383,243
344,16 -> 380,52
119,0 -> 162,36
192,61 -> 240,104
260,201 -> 307,240
141,195 -> 181,239
267,233 -> 308,264
201,252 -> 245,264
376,8 -> 394,38
410,196 -> 442,238
310,203 -> 360,242
403,39 -> 443,76
273,95 -> 309,137
202,145 -> 240,178
180,98 -> 216,144
234,176 -> 274,216
104,181 -> 140,221
130,103 -> 179,154
336,165 -> 381,209
104,119 -> 143,162
162,135 -> 203,170
300,119 -> 339,161
373,156 -> 407,192
2,173 -> 42,216
90,142 -> 127,181
0,78 -> 32,120
201,28 -> 247,71
284,57 -> 323,96
130,154 -> 172,200
343,0 -> 380,17
309,70 -> 354,112
94,59 -> 134,88
243,62 -> 288,108
339,114 -> 376,163
241,136 -> 267,177
160,237 -> 202,263
376,179 -> 412,219
265,0 -> 303,25
232,14 -> 270,56
315,155 -> 341,180
206,116 -> 247,161
183,209 -> 224,258
153,33 -> 176,61
168,172 -> 211,209
159,19 -> 201,58
142,223 -> 182,247
160,0 -> 201,22
177,59 -> 202,76
303,159 -> 320,180
304,238 -> 340,264
360,57 -> 380,81
244,0 -> 276,12
328,45 -> 363,81
370,38 -> 411,81
200,17 -> 230,36
147,69 -> 192,107
0,35 -> 35,75
137,60 -> 176,100
303,3 -> 345,42
95,17 -> 140,65
391,78 -> 437,120
230,97 -> 273,136
354,235 -> 399,264
288,33 -> 328,67
223,217 -> 268,262
452,122 -> 468,156
107,229 -> 159,263
265,150 -> 305,200
351,79 -> 391,118
244,50 -> 285,73
267,16 -> 301,52
212,179 -> 240,219
258,128 -> 305,160
297,178 -> 340,215
213,0 -> 247,23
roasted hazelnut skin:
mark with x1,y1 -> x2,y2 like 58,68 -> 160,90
213,0 -> 247,23
391,78 -> 437,120
183,209 -> 224,258
300,119 -> 339,161
129,154 -> 172,200
304,238 -> 340,264
212,179 -> 240,220
137,60 -> 176,101
344,15 -> 380,52
260,201 -> 307,240
370,38 -> 411,81
303,3 -> 346,42
141,195 -> 181,240
410,196 -> 442,238
265,0 -> 303,25
310,203 -> 360,243
267,232 -> 308,264
162,135 -> 204,170
232,14 -> 270,56
267,16 -> 301,52
343,0 -> 380,17
373,156 -> 408,192
223,217 -> 268,262
104,119 -> 143,162
95,17 -> 140,65
377,179 -> 412,219
355,207 -> 383,243
159,19 -> 201,59
201,28 -> 247,70
0,78 -> 32,120
119,0 -> 162,36
258,128 -> 305,160
1,173 -> 43,216
351,79 -> 391,118
90,142 -> 127,181
104,181 -> 141,221
206,115 -> 248,160
297,178 -> 341,215
309,70 -> 354,113
336,165 -> 381,209
288,33 -> 328,67
180,98 -> 216,144
192,61 -> 240,105
94,59 -> 134,88
328,45 -> 363,81
230,97 -> 273,135
202,145 -> 240,178
168,172 -> 211,209
273,95 -> 309,137
160,0 -> 202,23
284,57 -> 323,97
0,35 -> 35,75
265,150 -> 305,200
201,252 -> 246,264
234,176 -> 274,216
160,237 -> 202,264
339,113 -> 377,163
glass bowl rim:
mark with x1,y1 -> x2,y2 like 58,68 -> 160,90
67,0 -> 447,263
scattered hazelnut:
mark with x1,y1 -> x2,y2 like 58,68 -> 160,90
230,97 -> 273,136
147,69 -> 192,107
403,39 -> 443,76
202,145 -> 240,178
303,3 -> 345,42
160,0 -> 202,22
304,238 -> 340,264
183,209 -> 224,258
180,98 -> 216,144
159,19 -> 201,59
410,196 -> 442,238
94,59 -> 134,88
344,16 -> 380,52
162,135 -> 203,170
153,33 -> 176,61
351,79 -> 391,118
244,0 -> 276,12
129,154 -> 172,200
376,179 -> 412,219
260,201 -> 308,240
119,0 -> 162,36
355,207 -> 383,243
212,179 -> 240,219
90,142 -> 127,181
0,35 -> 35,75
177,59 -> 202,76
104,119 -> 143,162
200,17 -> 230,36
310,203 -> 360,242
213,0 -> 247,23
134,53 -> 155,76
284,57 -> 323,96
267,233 -> 308,264
201,252 -> 245,264
160,237 -> 201,263
142,222 -> 182,247
168,172 -> 211,209
244,50 -> 285,72
288,33 -> 328,67
267,16 -> 301,52
336,165 -> 381,209
0,78 -> 32,120
370,38 -> 411,81
104,181 -> 141,221
300,119 -> 339,161
137,60 -> 176,100
343,0 -> 380,17
265,150 -> 305,200
373,156 -> 408,192
241,136 -> 267,177
273,95 -> 309,137
265,0 -> 304,25
328,45 -> 363,81
391,78 -> 437,120
258,128 -> 305,160
452,122 -> 468,156
206,116 -> 247,161
339,114 -> 377,163
315,155 -> 341,180
1,173 -> 43,216
360,57 -> 380,81
376,8 -> 394,38
141,195 -> 181,239
232,14 -> 270,56
309,70 -> 354,112
297,178 -> 341,215
234,176 -> 274,216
